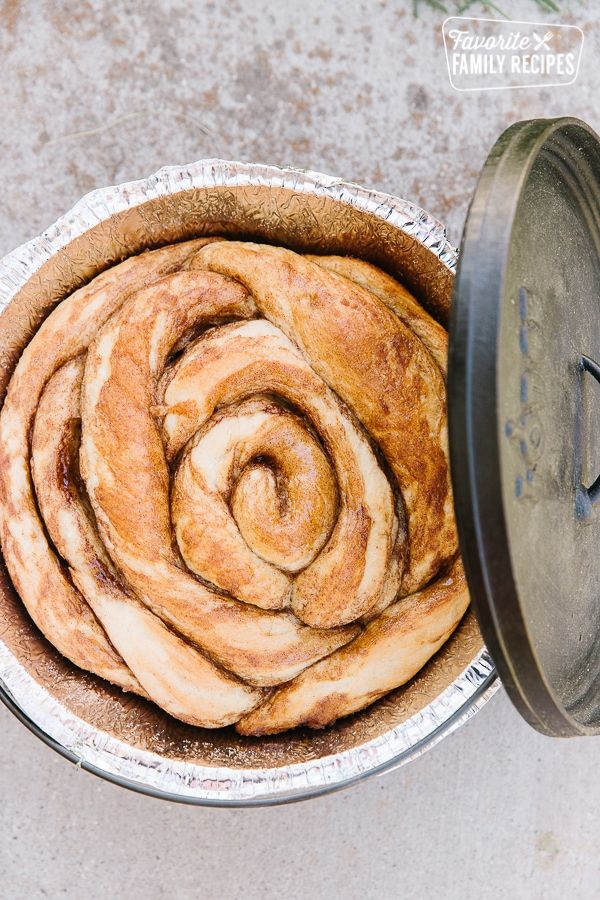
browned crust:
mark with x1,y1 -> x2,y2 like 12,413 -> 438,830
31,358 -> 263,727
80,271 -> 358,686
307,255 -> 448,376
194,242 -> 457,595
0,236 -> 466,734
0,239 -> 214,689
236,558 -> 469,735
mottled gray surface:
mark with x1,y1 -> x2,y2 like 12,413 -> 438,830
1,1 -> 600,898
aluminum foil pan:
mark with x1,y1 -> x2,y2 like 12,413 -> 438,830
0,159 -> 499,805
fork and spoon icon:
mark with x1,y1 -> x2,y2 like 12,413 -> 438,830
532,31 -> 553,52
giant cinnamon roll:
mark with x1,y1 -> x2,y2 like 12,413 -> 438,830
0,238 -> 467,733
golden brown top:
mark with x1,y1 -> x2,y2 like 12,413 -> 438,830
0,239 -> 467,733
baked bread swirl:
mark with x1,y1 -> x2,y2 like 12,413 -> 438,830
0,238 -> 467,733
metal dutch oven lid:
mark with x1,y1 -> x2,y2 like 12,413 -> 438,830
449,116 -> 600,737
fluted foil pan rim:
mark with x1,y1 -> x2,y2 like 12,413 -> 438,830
0,159 -> 499,804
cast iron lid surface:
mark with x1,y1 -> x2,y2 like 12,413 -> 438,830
449,116 -> 600,737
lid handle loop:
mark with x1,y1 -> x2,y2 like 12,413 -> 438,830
578,355 -> 600,515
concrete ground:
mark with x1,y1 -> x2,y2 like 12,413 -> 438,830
1,1 -> 599,897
